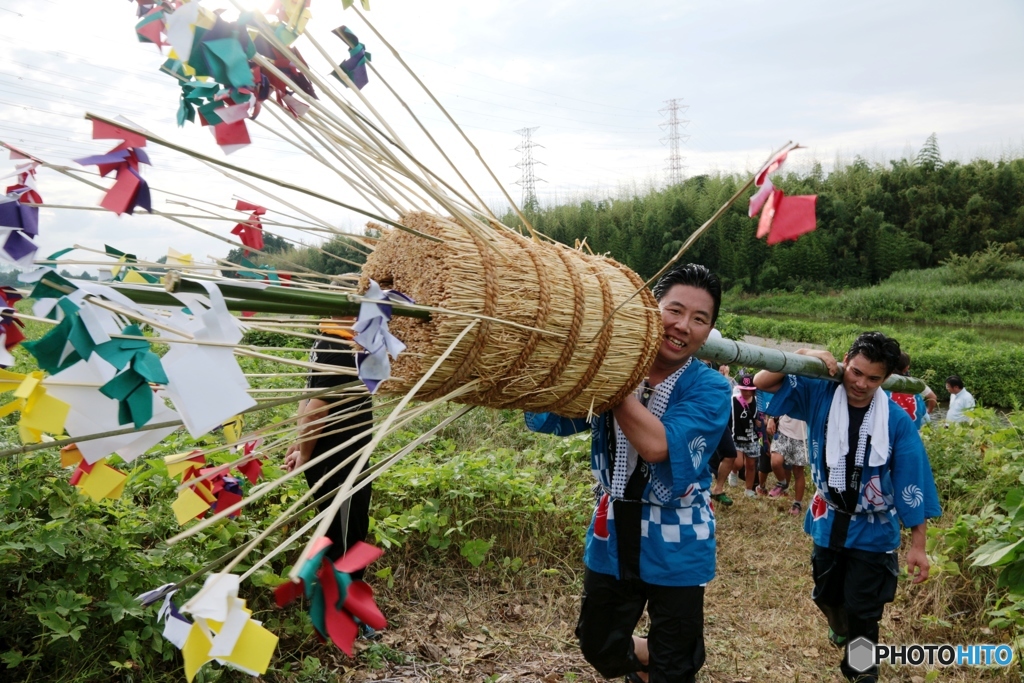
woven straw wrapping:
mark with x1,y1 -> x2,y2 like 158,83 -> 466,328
359,213 -> 662,417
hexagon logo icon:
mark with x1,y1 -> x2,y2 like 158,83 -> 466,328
847,636 -> 876,673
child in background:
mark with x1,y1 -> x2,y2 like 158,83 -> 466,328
732,373 -> 761,497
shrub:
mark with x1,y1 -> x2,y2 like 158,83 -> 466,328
942,244 -> 1024,285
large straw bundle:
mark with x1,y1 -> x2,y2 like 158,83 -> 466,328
360,213 -> 662,417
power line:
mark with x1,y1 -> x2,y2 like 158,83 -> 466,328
659,98 -> 690,187
513,127 -> 546,212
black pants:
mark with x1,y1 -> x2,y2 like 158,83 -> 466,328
811,545 -> 899,681
576,568 -> 706,682
304,448 -> 372,572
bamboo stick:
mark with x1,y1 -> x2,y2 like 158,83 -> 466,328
238,404 -> 474,582
695,336 -> 927,393
82,112 -> 440,243
352,7 -> 537,239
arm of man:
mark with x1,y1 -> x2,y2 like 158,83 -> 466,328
285,398 -> 332,471
524,412 -> 590,436
922,386 -> 938,414
754,348 -> 840,394
613,395 -> 668,462
907,523 -> 929,584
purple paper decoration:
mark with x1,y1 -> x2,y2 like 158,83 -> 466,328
353,280 -> 412,393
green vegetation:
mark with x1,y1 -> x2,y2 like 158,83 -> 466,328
502,140 -> 1024,293
225,233 -> 368,279
0,332 -> 592,682
733,315 -> 1024,407
925,410 -> 1024,650
726,245 -> 1024,328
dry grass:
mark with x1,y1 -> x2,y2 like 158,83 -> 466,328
314,493 -> 1022,683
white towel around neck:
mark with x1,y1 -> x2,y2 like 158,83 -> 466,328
825,384 -> 890,489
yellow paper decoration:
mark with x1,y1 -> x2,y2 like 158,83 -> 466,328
0,370 -> 70,443
221,414 -> 243,446
167,248 -> 194,267
220,620 -> 278,674
182,624 -> 213,683
172,487 -> 211,525
60,445 -> 84,468
78,461 -> 128,502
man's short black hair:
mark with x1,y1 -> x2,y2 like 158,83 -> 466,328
897,351 -> 911,375
846,331 -> 902,376
652,263 -> 722,324
946,375 -> 965,390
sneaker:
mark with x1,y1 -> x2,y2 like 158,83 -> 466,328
744,489 -> 756,498
789,501 -> 803,516
768,483 -> 788,498
711,492 -> 734,506
727,472 -> 739,487
755,485 -> 768,497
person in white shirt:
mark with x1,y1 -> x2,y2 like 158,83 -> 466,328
945,375 -> 976,423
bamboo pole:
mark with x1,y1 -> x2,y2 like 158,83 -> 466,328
81,113 -> 440,243
352,7 -> 537,239
695,336 -> 927,394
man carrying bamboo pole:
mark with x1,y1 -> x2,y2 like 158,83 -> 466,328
526,264 -> 732,683
754,333 -> 941,683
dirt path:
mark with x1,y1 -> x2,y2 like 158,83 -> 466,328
330,493 -> 1019,682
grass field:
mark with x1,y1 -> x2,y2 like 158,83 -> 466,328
2,309 -> 1023,681
725,262 -> 1024,330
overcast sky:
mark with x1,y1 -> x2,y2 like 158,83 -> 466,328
1,0 -> 1022,269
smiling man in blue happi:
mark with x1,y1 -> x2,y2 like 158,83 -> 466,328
526,263 -> 731,683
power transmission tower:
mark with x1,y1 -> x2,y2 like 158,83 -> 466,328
513,127 -> 546,212
659,98 -> 690,187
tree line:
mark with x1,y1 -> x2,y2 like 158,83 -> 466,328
502,136 -> 1024,292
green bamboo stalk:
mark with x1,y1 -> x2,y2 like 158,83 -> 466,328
696,337 -> 927,394
105,273 -> 431,320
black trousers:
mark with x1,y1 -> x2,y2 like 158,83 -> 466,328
576,568 -> 706,682
811,545 -> 899,681
304,448 -> 372,573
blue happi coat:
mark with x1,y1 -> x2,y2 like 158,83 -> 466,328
767,375 -> 942,552
525,360 -> 731,586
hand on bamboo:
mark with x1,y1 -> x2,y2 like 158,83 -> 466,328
797,348 -> 839,376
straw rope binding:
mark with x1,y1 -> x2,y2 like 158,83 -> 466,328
359,212 -> 661,416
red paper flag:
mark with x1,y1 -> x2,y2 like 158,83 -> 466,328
766,193 -> 817,245
756,188 -> 781,239
214,120 -> 251,152
100,166 -> 142,215
274,579 -> 303,608
213,489 -> 243,517
334,541 -> 383,574
236,457 -> 262,485
92,119 -> 147,148
342,581 -> 387,630
755,149 -> 789,186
